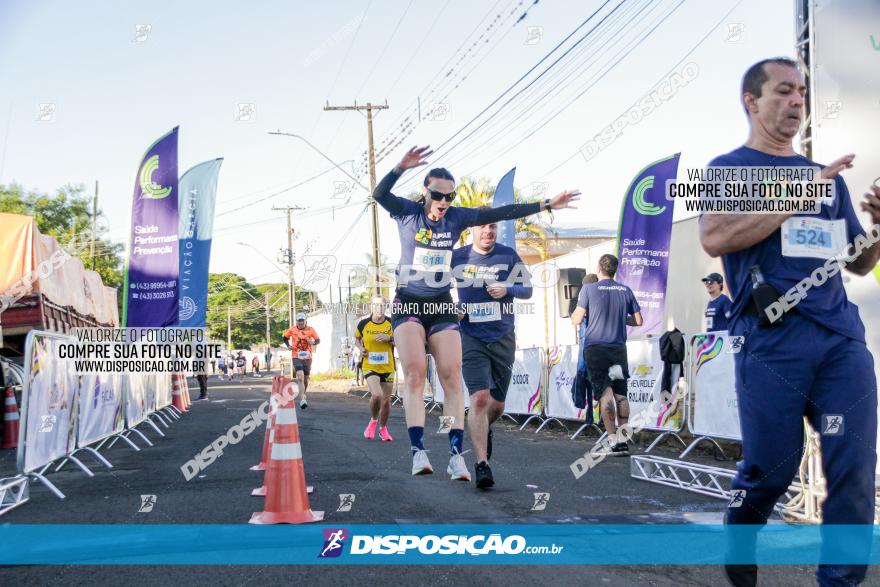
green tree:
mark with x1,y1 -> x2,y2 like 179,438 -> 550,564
206,274 -> 314,349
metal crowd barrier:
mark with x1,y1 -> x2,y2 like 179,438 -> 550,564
8,330 -> 185,506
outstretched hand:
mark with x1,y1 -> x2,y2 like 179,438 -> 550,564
861,182 -> 880,225
549,189 -> 581,210
821,154 -> 854,179
398,146 -> 433,171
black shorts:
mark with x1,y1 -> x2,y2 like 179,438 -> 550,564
364,371 -> 394,383
461,330 -> 516,403
391,291 -> 460,337
293,358 -> 312,375
584,344 -> 629,398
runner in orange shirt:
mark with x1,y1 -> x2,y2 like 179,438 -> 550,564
282,312 -> 320,409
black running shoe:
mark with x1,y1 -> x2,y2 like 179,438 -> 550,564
610,442 -> 630,457
724,564 -> 757,587
474,461 -> 494,489
487,428 -> 493,461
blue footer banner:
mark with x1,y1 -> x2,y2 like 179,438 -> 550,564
0,525 -> 877,564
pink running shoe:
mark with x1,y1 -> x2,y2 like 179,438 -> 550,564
364,420 -> 378,440
379,427 -> 393,442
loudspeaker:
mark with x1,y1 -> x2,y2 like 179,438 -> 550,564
557,267 -> 586,318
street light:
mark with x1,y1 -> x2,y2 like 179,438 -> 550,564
267,130 -> 370,193
236,242 -> 288,276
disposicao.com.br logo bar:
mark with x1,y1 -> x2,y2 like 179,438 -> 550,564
319,528 -> 563,558
3,525 -> 880,565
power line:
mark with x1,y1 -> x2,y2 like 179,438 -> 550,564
444,0 -> 654,174
523,0 -> 745,185
448,0 -> 667,175
215,162 -> 348,217
417,0 -> 622,167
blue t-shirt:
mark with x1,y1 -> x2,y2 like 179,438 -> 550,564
708,146 -> 867,342
576,279 -> 640,348
391,198 -> 478,298
705,293 -> 732,332
452,243 -> 532,343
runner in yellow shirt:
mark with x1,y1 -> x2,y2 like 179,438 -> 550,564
356,296 -> 396,441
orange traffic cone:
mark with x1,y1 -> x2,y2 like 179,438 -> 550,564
171,374 -> 188,412
251,378 -> 279,472
249,387 -> 322,524
179,374 -> 191,409
2,387 -> 20,449
252,377 -> 313,493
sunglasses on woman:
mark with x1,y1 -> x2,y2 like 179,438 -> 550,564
428,189 -> 456,202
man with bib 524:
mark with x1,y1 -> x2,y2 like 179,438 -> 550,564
700,57 -> 880,587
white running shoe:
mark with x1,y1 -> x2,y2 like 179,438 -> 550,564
411,449 -> 433,476
447,453 -> 471,481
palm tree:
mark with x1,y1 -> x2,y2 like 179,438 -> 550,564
454,176 -> 494,245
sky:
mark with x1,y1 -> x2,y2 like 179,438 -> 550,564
0,0 -> 796,300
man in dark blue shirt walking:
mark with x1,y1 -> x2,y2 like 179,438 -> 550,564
571,254 -> 642,456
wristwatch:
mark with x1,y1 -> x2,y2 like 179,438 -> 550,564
543,198 -> 552,211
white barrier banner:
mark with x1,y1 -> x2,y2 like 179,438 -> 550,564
625,338 -> 681,431
691,332 -> 741,440
125,372 -> 149,427
21,334 -> 78,473
145,372 -> 157,415
77,372 -> 124,447
503,348 -> 544,416
155,373 -> 172,409
546,345 -> 586,422
429,357 -> 471,409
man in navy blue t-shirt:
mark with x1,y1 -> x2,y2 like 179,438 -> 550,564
700,58 -> 880,587
571,254 -> 642,456
452,220 -> 532,489
701,272 -> 732,332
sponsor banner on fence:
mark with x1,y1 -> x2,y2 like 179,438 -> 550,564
77,372 -> 124,447
691,332 -> 740,440
21,333 -> 79,473
626,338 -> 681,431
1,524 -> 877,565
125,372 -> 149,427
503,347 -> 543,416
155,373 -> 173,410
546,345 -> 586,422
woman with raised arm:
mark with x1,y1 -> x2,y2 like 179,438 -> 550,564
374,145 -> 580,479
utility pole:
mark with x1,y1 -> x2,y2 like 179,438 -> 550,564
266,291 -> 272,358
91,180 -> 98,270
272,205 -> 304,328
227,306 -> 232,351
323,100 -> 388,295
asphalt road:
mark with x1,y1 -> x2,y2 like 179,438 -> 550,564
0,374 -> 853,585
